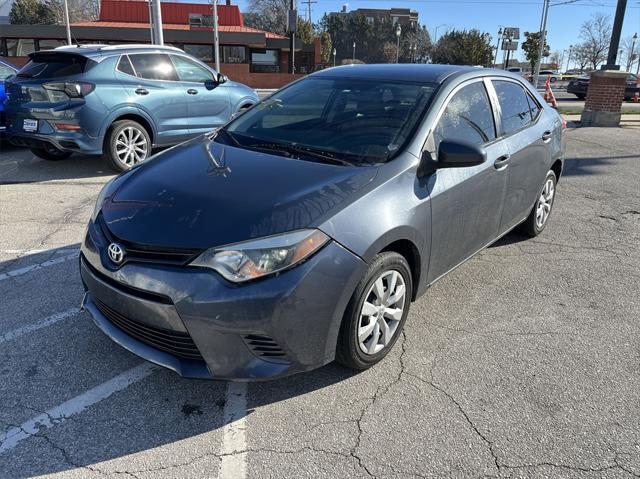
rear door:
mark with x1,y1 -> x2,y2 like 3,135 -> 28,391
490,79 -> 553,233
426,78 -> 510,283
169,54 -> 231,135
119,53 -> 191,144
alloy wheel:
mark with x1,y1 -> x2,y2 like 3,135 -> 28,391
358,270 -> 406,355
536,177 -> 555,228
115,126 -> 148,166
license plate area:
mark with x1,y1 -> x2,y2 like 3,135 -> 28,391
23,119 -> 38,132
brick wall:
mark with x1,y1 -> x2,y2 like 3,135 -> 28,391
584,74 -> 627,113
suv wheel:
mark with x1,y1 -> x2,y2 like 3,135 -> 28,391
30,145 -> 72,161
519,170 -> 557,237
336,252 -> 412,370
105,120 -> 151,172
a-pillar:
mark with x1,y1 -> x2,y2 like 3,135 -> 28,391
580,70 -> 628,127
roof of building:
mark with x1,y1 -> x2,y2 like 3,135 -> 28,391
70,21 -> 287,39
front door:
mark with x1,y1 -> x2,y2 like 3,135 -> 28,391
170,55 -> 231,136
426,79 -> 510,283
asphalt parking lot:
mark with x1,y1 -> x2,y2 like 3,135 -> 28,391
1,124 -> 639,479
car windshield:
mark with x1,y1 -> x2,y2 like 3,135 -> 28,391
221,77 -> 438,165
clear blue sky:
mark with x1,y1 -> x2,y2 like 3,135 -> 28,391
232,0 -> 640,66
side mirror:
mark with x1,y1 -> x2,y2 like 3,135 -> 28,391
217,73 -> 228,84
437,140 -> 486,168
417,141 -> 486,178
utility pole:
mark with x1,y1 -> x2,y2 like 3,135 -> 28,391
148,0 -> 155,43
150,0 -> 164,45
493,27 -> 503,67
333,48 -> 336,67
566,44 -> 573,73
602,0 -> 627,70
62,0 -> 72,45
288,0 -> 296,74
395,24 -> 401,63
352,41 -> 356,61
532,0 -> 549,88
626,33 -> 637,72
301,0 -> 316,22
212,0 -> 220,72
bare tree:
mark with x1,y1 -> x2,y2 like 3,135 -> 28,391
49,0 -> 100,23
578,12 -> 611,70
572,43 -> 592,73
382,41 -> 398,63
549,50 -> 562,70
244,0 -> 290,35
619,36 -> 638,71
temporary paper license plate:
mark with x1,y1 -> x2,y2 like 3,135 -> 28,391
23,119 -> 38,132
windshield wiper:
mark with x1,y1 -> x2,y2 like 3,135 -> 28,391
246,142 -> 357,167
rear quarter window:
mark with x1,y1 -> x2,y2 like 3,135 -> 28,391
17,54 -> 93,79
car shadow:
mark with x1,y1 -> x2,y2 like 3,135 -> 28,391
562,153 -> 638,177
0,245 -> 361,476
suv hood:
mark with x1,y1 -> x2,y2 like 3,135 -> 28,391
102,136 -> 377,250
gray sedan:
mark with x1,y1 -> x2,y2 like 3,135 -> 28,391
81,64 -> 565,380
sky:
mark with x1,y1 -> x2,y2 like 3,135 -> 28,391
233,0 -> 640,66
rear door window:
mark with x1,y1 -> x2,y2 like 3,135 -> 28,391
17,53 -> 91,79
128,54 -> 178,81
492,80 -> 533,135
432,81 -> 496,151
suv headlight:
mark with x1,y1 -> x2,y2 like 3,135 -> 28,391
190,229 -> 330,283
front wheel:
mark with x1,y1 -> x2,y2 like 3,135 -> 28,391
104,120 -> 151,172
519,170 -> 557,237
30,145 -> 72,161
336,252 -> 413,370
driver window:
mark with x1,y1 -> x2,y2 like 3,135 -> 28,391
430,81 -> 496,154
170,55 -> 214,83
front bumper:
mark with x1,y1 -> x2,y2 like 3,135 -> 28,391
80,222 -> 367,381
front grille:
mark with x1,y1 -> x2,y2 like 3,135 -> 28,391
97,214 -> 201,266
243,334 -> 288,363
94,298 -> 203,361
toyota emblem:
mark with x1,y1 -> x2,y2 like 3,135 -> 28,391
107,243 -> 125,265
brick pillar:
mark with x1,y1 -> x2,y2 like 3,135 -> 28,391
580,70 -> 628,127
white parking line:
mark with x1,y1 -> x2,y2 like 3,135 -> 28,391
0,363 -> 157,454
0,252 -> 79,282
218,382 -> 248,479
0,307 -> 81,345
1,248 -> 80,256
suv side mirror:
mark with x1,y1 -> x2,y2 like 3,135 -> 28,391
437,140 -> 486,168
217,73 -> 228,84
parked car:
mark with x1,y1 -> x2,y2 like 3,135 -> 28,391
0,59 -> 18,133
5,44 -> 259,171
80,64 -> 565,380
567,73 -> 640,100
538,70 -> 562,82
506,66 -> 523,75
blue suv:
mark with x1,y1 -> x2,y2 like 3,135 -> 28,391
5,44 -> 259,171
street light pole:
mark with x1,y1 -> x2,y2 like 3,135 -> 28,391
627,33 -> 637,72
602,0 -> 627,70
212,0 -> 220,72
395,24 -> 402,63
352,41 -> 356,61
333,48 -> 336,67
150,0 -> 164,45
533,0 -> 549,88
62,0 -> 72,45
565,44 -> 573,73
493,27 -> 503,67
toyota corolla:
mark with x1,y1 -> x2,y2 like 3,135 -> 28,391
80,64 -> 565,380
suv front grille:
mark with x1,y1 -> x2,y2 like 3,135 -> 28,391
94,298 -> 203,361
97,214 -> 201,266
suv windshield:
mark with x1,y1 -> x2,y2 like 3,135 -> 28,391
17,53 -> 93,79
221,77 -> 438,164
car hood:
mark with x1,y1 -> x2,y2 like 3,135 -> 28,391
102,136 -> 378,250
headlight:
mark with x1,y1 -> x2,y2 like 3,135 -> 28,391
190,229 -> 330,283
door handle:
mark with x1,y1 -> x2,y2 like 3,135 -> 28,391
187,89 -> 198,95
494,154 -> 510,170
542,130 -> 553,142
135,88 -> 149,95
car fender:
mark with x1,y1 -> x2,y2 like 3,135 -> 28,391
230,95 -> 258,113
98,106 -> 158,146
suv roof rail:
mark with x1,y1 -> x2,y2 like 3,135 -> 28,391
54,44 -> 111,50
98,44 -> 183,52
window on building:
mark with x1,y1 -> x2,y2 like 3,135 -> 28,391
432,81 -> 496,151
184,44 -> 214,63
170,55 -> 213,82
250,49 -> 279,73
222,46 -> 247,64
36,39 -> 66,51
128,53 -> 179,81
492,80 -> 533,135
366,16 -> 374,24
6,39 -> 35,56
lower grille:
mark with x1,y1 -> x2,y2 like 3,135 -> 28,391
94,298 -> 203,361
243,334 -> 288,362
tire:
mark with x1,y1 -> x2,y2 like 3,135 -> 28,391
518,170 -> 557,238
29,145 -> 72,161
104,120 -> 151,172
336,251 -> 413,370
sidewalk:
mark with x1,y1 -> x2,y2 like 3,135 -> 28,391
562,113 -> 640,127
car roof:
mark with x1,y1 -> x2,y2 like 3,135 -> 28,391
312,64 -> 513,84
34,44 -> 183,61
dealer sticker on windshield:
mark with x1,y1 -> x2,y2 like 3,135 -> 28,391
23,119 -> 38,132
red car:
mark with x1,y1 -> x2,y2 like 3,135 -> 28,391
567,73 -> 640,100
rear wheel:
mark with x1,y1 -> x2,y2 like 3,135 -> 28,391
519,170 -> 557,237
104,120 -> 151,172
29,144 -> 72,161
336,252 -> 412,370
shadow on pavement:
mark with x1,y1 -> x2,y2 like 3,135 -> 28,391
562,153 -> 638,177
